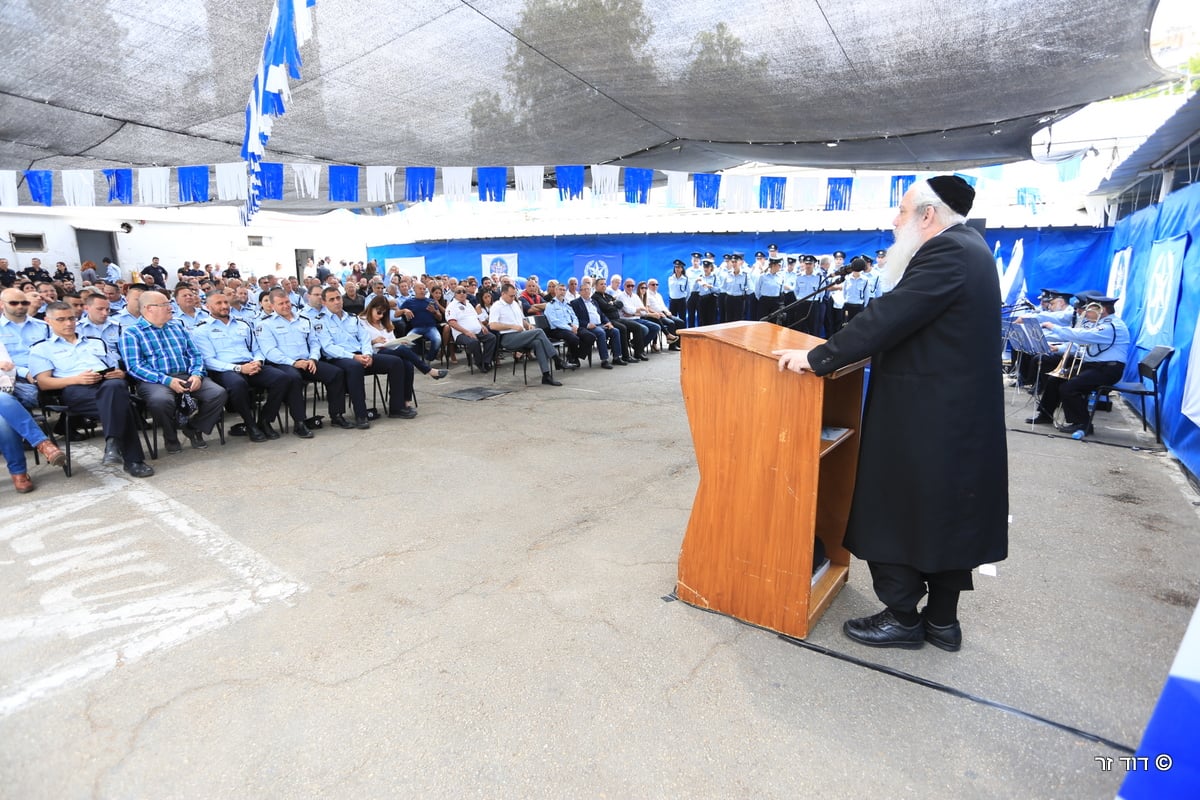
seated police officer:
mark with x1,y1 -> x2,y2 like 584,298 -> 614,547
1027,295 -> 1130,434
255,288 -> 348,432
316,287 -> 416,425
30,302 -> 153,477
193,291 -> 308,442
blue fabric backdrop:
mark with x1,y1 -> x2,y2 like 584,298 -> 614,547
368,227 -> 1112,298
1106,181 -> 1200,480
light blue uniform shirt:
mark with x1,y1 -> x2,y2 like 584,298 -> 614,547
1046,315 -> 1131,365
29,333 -> 117,378
697,271 -> 720,295
256,313 -> 320,363
721,271 -> 750,297
843,276 -> 868,304
544,299 -> 580,331
76,316 -> 122,350
315,310 -> 372,358
794,272 -> 823,299
173,309 -> 209,331
686,266 -> 704,294
192,317 -> 262,372
755,272 -> 782,299
668,274 -> 689,300
0,316 -> 49,377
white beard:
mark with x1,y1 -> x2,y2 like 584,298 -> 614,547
879,216 -> 924,291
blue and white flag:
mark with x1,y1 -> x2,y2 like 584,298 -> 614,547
1137,234 -> 1187,350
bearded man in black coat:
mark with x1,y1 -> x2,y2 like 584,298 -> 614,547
774,176 -> 1007,652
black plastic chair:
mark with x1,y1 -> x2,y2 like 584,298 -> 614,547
1089,346 -> 1174,443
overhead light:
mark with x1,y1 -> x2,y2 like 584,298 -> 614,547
825,141 -> 839,148
990,128 -> 1003,136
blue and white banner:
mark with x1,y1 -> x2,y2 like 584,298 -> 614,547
572,254 -> 622,286
1107,246 -> 1132,318
1182,310 -> 1200,429
482,253 -> 518,280
1137,234 -> 1187,350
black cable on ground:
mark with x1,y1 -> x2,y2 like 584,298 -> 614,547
1007,426 -> 1163,452
664,590 -> 1134,754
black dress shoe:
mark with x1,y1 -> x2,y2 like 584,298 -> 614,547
102,438 -> 123,466
1057,422 -> 1089,435
165,440 -> 183,455
387,407 -> 418,419
186,430 -> 208,450
843,610 -> 925,649
355,416 -> 371,430
247,425 -> 268,443
637,355 -> 650,362
429,369 -> 448,380
260,422 -> 281,440
330,415 -> 355,430
923,615 -> 962,652
124,461 -> 155,478
612,358 -> 627,366
541,373 -> 562,387
1024,413 -> 1053,425
601,360 -> 613,369
293,423 -> 315,439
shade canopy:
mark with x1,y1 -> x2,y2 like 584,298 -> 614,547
0,0 -> 1170,209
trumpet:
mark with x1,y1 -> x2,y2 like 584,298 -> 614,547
1047,343 -> 1084,380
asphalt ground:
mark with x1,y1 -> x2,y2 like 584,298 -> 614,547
1,350 -> 1197,799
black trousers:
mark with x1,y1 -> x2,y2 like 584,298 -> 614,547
1037,361 -> 1124,424
611,318 -> 646,358
271,361 -> 345,418
62,381 -> 145,466
868,562 -> 973,625
209,364 -> 303,429
546,327 -> 596,361
454,331 -> 498,368
669,297 -> 687,324
685,292 -> 700,327
365,351 -> 415,413
697,294 -> 718,326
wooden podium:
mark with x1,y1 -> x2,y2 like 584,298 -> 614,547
676,321 -> 867,638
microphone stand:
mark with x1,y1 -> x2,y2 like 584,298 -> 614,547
760,273 -> 847,329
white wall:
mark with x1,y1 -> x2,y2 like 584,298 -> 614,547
0,205 -> 379,287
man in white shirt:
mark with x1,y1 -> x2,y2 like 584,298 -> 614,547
643,279 -> 682,348
617,279 -> 662,343
445,287 -> 497,372
486,284 -> 561,386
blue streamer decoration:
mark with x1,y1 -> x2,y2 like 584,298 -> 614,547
241,1 -> 317,222
1056,156 -> 1082,183
555,166 -> 585,200
953,172 -> 978,188
1017,187 -> 1041,213
23,170 -> 53,206
177,165 -> 210,203
624,168 -> 653,204
890,175 -> 915,207
103,168 -> 133,204
693,173 -> 721,209
259,162 -> 284,200
477,167 -> 508,202
826,177 -> 853,211
759,176 -> 786,210
328,165 -> 360,203
405,167 -> 436,202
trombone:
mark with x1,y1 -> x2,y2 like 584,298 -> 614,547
1047,343 -> 1083,380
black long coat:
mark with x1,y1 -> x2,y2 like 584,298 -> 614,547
807,224 -> 1008,572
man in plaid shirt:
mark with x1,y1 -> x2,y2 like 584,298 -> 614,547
122,291 -> 227,453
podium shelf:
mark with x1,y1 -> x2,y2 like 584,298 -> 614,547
819,427 -> 855,457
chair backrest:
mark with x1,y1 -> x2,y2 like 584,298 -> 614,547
533,314 -> 550,332
1139,345 -> 1174,384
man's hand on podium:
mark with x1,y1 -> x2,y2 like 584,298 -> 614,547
774,349 -> 812,374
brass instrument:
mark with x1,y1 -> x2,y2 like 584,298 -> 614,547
1047,343 -> 1084,380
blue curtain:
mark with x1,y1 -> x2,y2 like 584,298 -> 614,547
23,170 -> 53,206
405,167 -> 436,202
624,168 -> 653,204
890,175 -> 915,207
759,177 -> 786,210
177,165 -> 210,203
328,165 -> 359,202
693,174 -> 721,209
477,167 -> 508,202
825,177 -> 853,211
103,168 -> 133,204
556,166 -> 585,200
